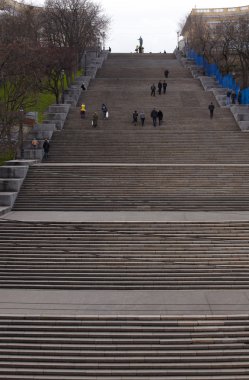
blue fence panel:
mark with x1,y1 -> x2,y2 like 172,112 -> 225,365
196,55 -> 204,66
187,49 -> 248,104
208,63 -> 217,76
242,88 -> 249,104
235,85 -> 240,96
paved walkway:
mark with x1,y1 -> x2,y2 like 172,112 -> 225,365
38,163 -> 249,166
3,210 -> 249,222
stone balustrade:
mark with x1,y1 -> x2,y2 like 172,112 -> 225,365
0,161 -> 36,211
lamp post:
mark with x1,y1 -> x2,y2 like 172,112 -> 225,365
102,32 -> 106,51
84,51 -> 87,76
97,37 -> 100,57
19,107 -> 24,158
60,69 -> 65,104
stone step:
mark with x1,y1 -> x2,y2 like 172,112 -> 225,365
13,165 -> 249,211
2,221 -> 249,289
0,315 -> 248,379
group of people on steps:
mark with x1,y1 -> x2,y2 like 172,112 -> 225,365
31,138 -> 50,159
79,68 -> 170,128
80,103 -> 109,127
133,69 -> 169,126
132,109 -> 163,127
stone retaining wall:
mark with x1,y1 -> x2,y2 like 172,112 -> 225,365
23,50 -> 109,160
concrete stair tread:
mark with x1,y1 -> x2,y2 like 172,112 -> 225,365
1,221 -> 249,289
0,314 -> 249,378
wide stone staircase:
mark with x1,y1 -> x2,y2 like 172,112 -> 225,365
1,220 -> 249,289
4,53 -> 249,379
46,53 -> 249,164
13,164 -> 249,211
0,314 -> 249,379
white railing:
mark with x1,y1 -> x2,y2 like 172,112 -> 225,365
193,6 -> 249,16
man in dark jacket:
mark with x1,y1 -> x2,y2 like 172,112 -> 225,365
101,104 -> 108,119
158,110 -> 163,125
164,69 -> 169,78
43,138 -> 50,159
92,112 -> 98,127
158,81 -> 162,95
151,84 -> 156,96
151,108 -> 158,127
208,102 -> 215,119
132,110 -> 138,125
163,81 -> 167,94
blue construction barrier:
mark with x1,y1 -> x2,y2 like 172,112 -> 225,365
187,49 -> 246,104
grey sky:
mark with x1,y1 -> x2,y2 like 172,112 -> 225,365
99,1 -> 249,52
32,0 -> 249,52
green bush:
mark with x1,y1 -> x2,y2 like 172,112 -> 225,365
28,92 -> 56,122
0,147 -> 15,166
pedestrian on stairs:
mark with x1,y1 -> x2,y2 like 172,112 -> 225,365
43,138 -> 50,159
208,102 -> 215,119
238,90 -> 242,104
151,108 -> 158,127
164,69 -> 169,78
132,110 -> 138,125
80,103 -> 86,118
139,111 -> 145,126
231,91 -> 236,104
151,83 -> 156,96
31,138 -> 39,149
158,81 -> 162,95
163,81 -> 167,94
157,110 -> 163,125
226,90 -> 231,106
92,112 -> 98,128
101,103 -> 108,119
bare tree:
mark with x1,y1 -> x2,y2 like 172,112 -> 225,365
0,0 -> 110,154
42,0 -> 110,68
0,2 -> 42,45
41,46 -> 76,103
227,15 -> 249,88
0,43 -> 43,152
185,15 -> 210,57
182,11 -> 249,88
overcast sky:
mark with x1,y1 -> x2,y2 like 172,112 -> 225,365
33,0 -> 249,52
100,0 -> 249,52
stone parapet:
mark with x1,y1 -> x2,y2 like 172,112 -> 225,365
23,149 -> 44,160
0,178 -> 23,192
0,192 -> 17,206
42,118 -> 64,130
5,160 -> 38,166
44,112 -> 68,122
0,162 -> 34,210
230,105 -> 249,131
48,104 -> 70,114
0,165 -> 29,178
